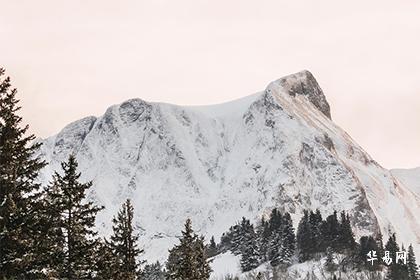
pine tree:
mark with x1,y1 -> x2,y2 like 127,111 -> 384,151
207,236 -> 218,258
321,211 -> 340,252
296,211 -> 312,262
359,235 -> 380,270
94,238 -> 118,280
308,210 -> 323,254
0,68 -> 46,278
269,212 -> 295,268
256,217 -> 271,262
240,221 -> 260,272
337,211 -> 356,252
141,261 -> 166,280
280,213 -> 296,265
407,244 -> 420,280
166,219 -> 211,280
385,234 -> 404,280
195,235 -> 212,279
34,182 -> 66,277
48,155 -> 103,279
109,199 -> 143,280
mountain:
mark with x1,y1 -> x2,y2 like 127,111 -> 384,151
391,167 -> 420,197
37,70 -> 420,263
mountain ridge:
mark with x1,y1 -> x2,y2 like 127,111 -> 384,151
37,70 -> 420,263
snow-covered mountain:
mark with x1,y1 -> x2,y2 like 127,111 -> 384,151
38,70 -> 420,263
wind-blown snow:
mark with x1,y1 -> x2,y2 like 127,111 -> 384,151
37,70 -> 420,263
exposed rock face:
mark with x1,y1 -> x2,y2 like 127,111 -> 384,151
276,70 -> 331,119
37,70 -> 420,261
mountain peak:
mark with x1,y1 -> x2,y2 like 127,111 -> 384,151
272,70 -> 331,119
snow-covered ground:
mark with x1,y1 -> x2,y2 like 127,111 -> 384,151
37,70 -> 420,263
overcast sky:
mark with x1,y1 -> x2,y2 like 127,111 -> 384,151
1,0 -> 419,169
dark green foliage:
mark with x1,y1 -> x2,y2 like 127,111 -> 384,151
94,239 -> 118,280
385,234 -> 409,280
0,68 -> 46,278
407,244 -> 420,280
166,219 -> 211,280
47,155 -> 104,279
109,199 -> 143,280
337,211 -> 356,252
239,219 -> 260,272
141,261 -> 166,280
359,235 -> 381,270
206,235 -> 218,258
321,211 -> 340,251
269,212 -> 295,268
296,210 -> 312,262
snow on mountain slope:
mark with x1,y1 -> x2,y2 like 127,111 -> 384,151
37,70 -> 420,262
391,167 -> 420,197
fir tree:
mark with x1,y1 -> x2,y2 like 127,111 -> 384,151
48,155 -> 103,279
407,244 -> 420,280
141,261 -> 166,280
269,212 -> 295,268
109,199 -> 143,280
0,68 -> 46,278
195,235 -> 212,279
337,211 -> 356,252
207,235 -> 218,258
385,234 -> 406,280
321,211 -> 340,251
240,221 -> 260,272
166,218 -> 211,280
256,217 -> 271,262
359,235 -> 380,270
296,211 -> 312,262
308,210 -> 323,254
94,238 -> 118,280
34,182 -> 66,277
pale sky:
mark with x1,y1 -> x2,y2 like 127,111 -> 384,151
1,0 -> 419,169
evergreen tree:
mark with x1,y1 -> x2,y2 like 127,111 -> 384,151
321,211 -> 340,251
0,68 -> 46,278
141,261 -> 166,280
385,234 -> 406,280
48,155 -> 103,279
308,209 -> 323,254
269,212 -> 295,268
337,211 -> 356,252
166,219 -> 211,280
195,235 -> 212,279
240,221 -> 260,272
230,223 -> 243,255
94,238 -> 118,280
358,235 -> 383,272
109,199 -> 143,280
207,236 -> 218,258
407,244 -> 420,280
34,182 -> 66,277
296,211 -> 312,262
257,217 -> 271,262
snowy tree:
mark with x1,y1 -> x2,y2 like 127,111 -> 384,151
141,261 -> 166,280
385,234 -> 408,280
321,211 -> 340,252
0,68 -> 46,278
337,211 -> 356,252
94,238 -> 118,280
166,219 -> 211,280
109,199 -> 143,280
48,155 -> 104,279
296,211 -> 312,262
407,244 -> 420,280
240,221 -> 260,272
207,235 -> 218,258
